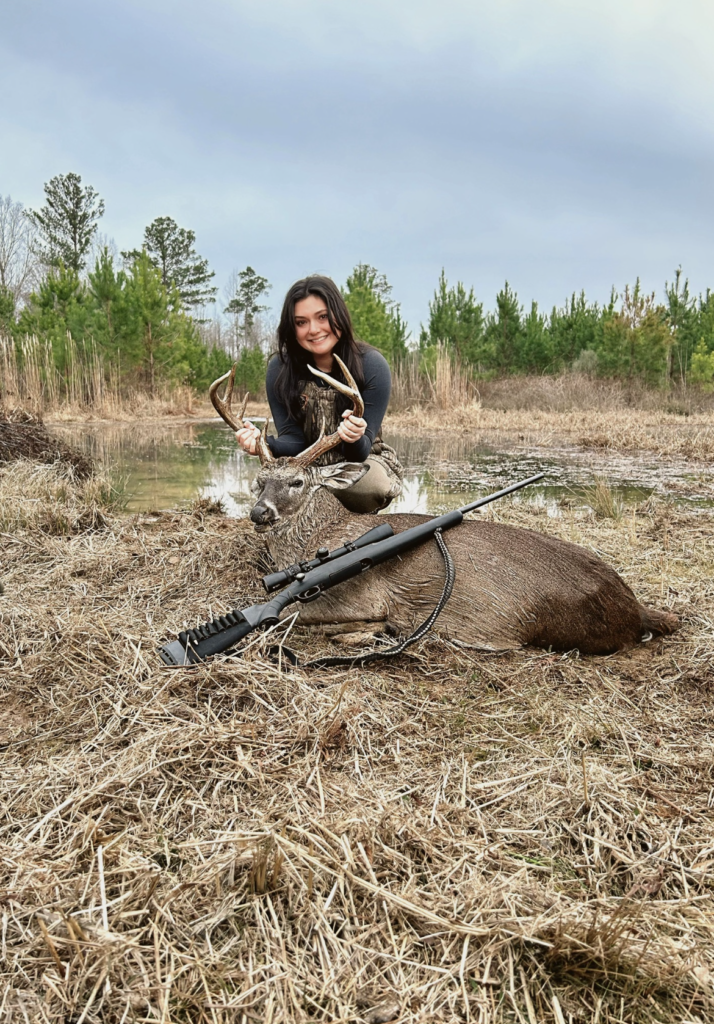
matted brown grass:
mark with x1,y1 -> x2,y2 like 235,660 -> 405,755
1,462 -> 713,1023
0,415 -> 94,482
388,405 -> 714,463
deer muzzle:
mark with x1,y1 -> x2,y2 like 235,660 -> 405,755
250,501 -> 278,530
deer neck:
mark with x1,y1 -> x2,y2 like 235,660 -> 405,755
263,487 -> 366,568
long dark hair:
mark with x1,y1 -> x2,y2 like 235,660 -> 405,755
274,275 -> 367,423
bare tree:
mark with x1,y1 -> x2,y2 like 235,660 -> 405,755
89,231 -> 120,268
0,195 -> 40,304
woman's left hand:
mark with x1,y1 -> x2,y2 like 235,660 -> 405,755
338,410 -> 367,444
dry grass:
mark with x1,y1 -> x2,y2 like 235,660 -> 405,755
389,369 -> 714,463
1,334 -> 198,423
464,375 -> 714,417
575,478 -> 624,521
0,461 -> 122,535
391,369 -> 714,418
1,460 -> 713,1022
388,404 -> 714,463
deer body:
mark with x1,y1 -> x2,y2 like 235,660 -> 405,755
252,465 -> 677,654
210,357 -> 678,655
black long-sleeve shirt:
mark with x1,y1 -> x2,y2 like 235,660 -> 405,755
265,348 -> 391,462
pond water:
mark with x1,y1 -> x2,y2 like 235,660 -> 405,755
54,419 -> 714,518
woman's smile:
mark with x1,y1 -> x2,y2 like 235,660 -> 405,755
294,294 -> 341,369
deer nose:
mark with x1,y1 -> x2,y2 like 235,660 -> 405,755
250,503 -> 275,525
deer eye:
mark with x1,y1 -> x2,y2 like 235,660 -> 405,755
289,479 -> 304,488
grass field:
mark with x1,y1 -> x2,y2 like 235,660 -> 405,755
1,413 -> 713,1022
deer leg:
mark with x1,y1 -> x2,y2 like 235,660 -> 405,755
281,583 -> 389,629
307,622 -> 386,636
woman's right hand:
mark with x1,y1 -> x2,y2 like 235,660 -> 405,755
235,420 -> 261,455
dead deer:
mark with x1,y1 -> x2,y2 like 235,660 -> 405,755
210,361 -> 679,654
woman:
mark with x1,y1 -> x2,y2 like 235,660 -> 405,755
235,275 -> 403,513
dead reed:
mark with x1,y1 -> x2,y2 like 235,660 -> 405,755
391,347 -> 476,411
388,404 -> 714,463
0,334 -> 196,422
577,477 -> 624,520
1,460 -> 712,1022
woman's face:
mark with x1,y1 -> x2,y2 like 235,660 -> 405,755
294,294 -> 341,361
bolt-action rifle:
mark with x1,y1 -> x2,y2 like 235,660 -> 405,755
159,473 -> 545,666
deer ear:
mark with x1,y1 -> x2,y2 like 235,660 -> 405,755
318,461 -> 370,491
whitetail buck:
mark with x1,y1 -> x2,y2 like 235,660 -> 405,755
211,361 -> 678,655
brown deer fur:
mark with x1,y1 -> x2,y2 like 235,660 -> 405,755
248,459 -> 678,655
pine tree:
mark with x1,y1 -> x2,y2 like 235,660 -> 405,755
696,289 -> 714,355
421,270 -> 483,365
521,301 -> 552,372
548,292 -> 603,370
689,338 -> 714,384
342,264 -> 409,361
599,282 -> 669,383
0,286 -> 15,332
665,268 -> 697,384
30,173 -> 105,273
16,262 -> 91,371
483,282 -> 524,373
123,217 -> 217,310
224,266 -> 271,347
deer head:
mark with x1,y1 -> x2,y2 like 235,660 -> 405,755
209,355 -> 368,532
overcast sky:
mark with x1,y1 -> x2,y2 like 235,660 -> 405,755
2,0 -> 713,332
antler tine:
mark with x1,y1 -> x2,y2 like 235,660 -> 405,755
292,416 -> 331,469
255,419 -> 276,465
209,365 -> 250,432
307,354 -> 365,418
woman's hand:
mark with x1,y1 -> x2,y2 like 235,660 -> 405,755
338,410 -> 367,444
235,421 -> 261,455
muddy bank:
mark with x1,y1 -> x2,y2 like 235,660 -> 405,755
1,463 -> 713,1021
0,412 -> 93,479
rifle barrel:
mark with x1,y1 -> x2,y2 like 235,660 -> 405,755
457,473 -> 545,515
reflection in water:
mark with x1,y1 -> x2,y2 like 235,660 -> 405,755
391,473 -> 431,515
53,419 -> 714,518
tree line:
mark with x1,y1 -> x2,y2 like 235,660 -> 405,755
414,269 -> 714,386
0,173 -> 265,394
2,171 -> 714,401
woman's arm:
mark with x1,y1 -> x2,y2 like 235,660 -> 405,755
339,348 -> 391,462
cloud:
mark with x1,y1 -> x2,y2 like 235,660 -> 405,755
1,0 -> 713,329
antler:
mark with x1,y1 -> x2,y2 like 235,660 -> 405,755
292,354 -> 365,468
209,365 -> 275,465
209,365 -> 248,431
